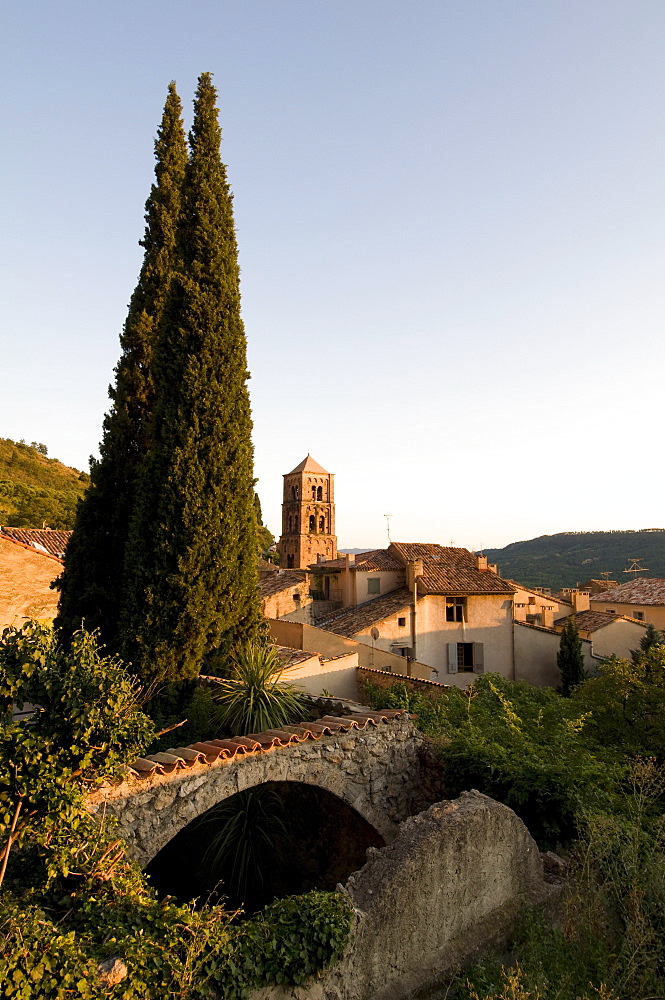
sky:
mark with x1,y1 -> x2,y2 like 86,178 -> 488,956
1,1 -> 664,550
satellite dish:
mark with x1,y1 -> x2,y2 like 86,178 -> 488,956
370,627 -> 380,641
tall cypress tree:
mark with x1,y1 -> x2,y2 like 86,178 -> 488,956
54,84 -> 187,652
121,73 -> 265,684
557,616 -> 585,696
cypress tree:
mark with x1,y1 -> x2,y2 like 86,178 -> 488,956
557,616 -> 585,696
54,84 -> 187,651
121,73 -> 265,684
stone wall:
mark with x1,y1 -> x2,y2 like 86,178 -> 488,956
357,666 -> 449,698
252,791 -> 551,1000
88,716 -> 429,867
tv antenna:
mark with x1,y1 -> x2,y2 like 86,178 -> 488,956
623,558 -> 649,575
384,514 -> 393,543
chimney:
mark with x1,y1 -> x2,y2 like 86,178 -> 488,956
406,559 -> 424,587
345,552 -> 355,566
571,590 -> 590,613
476,554 -> 488,571
541,606 -> 555,629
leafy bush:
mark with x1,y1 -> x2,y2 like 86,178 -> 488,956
363,674 -> 619,847
0,623 -> 353,997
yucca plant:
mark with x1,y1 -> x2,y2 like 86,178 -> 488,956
213,643 -> 308,736
200,786 -> 288,913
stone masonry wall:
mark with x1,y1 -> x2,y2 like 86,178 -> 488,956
252,790 -> 551,1000
88,716 -> 428,868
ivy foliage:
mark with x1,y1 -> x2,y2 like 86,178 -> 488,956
0,623 -> 353,998
361,674 -> 620,847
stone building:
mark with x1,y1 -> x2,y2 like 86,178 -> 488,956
277,455 -> 337,569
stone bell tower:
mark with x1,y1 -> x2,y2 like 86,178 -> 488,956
278,455 -> 337,569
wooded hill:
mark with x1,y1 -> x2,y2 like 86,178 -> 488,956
0,438 -> 88,530
485,530 -> 665,591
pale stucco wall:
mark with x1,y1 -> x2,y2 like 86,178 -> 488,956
351,569 -> 404,606
269,619 -> 433,681
512,586 -> 572,625
590,600 -> 665,631
262,578 -> 312,620
351,593 -> 514,688
581,618 -> 648,660
514,621 -> 596,687
283,651 -> 360,701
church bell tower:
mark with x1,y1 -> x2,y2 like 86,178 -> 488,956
277,455 -> 337,569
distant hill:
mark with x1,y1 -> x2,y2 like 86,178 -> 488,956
485,530 -> 665,592
0,438 -> 88,530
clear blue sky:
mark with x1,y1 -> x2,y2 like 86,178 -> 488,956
1,1 -> 664,549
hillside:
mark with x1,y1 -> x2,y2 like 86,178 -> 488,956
0,438 -> 88,530
485,530 -> 665,591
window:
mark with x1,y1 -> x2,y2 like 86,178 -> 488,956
526,613 -> 542,625
448,642 -> 484,675
457,643 -> 474,670
312,486 -> 316,499
634,611 -> 645,621
294,515 -> 299,531
607,609 -> 615,615
309,515 -> 316,532
367,578 -> 381,595
319,516 -> 325,532
288,515 -> 293,531
398,617 -> 406,627
287,555 -> 294,568
446,597 -> 465,622
317,486 -> 323,500
291,485 -> 298,500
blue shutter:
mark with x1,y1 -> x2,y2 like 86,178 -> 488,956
473,643 -> 484,674
447,643 -> 458,674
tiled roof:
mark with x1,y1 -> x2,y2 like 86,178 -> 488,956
121,710 -> 409,780
275,645 -> 317,667
390,542 -> 515,595
1,527 -> 71,559
315,588 -> 413,637
258,558 -> 279,573
259,570 -> 307,598
285,454 -> 329,475
313,550 -> 403,573
553,610 -> 638,632
591,578 -> 665,606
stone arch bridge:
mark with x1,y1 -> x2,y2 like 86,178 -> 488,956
88,710 -> 432,867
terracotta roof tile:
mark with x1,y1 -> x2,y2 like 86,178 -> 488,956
1,527 -> 71,558
390,542 -> 514,595
553,610 -> 632,632
121,709 -> 410,780
259,570 -> 307,598
314,589 -> 413,637
591,578 -> 665,606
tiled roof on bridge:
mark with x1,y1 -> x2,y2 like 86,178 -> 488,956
124,710 -> 410,780
314,589 -> 413,637
1,527 -> 71,559
591,578 -> 665,606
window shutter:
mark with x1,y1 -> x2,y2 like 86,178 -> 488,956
447,643 -> 458,674
473,643 -> 484,674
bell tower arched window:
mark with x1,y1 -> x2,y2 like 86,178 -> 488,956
311,485 -> 316,499
319,516 -> 325,532
317,486 -> 323,501
309,515 -> 316,532
291,485 -> 298,500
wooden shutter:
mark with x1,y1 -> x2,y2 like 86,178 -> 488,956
447,643 -> 458,674
473,643 -> 484,673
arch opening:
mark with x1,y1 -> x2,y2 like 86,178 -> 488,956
145,780 -> 384,916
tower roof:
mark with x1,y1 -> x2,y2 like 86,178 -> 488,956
285,454 -> 330,476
